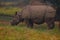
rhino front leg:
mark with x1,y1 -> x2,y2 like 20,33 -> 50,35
25,19 -> 33,28
46,18 -> 55,29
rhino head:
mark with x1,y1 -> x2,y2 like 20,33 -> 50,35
10,11 -> 23,25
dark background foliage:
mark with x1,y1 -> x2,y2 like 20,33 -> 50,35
0,0 -> 60,7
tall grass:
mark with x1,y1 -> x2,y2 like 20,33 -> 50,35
0,23 -> 60,40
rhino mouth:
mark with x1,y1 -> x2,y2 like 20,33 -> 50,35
10,21 -> 19,26
11,23 -> 18,25
11,23 -> 18,26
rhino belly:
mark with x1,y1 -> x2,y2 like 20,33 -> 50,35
33,18 -> 44,24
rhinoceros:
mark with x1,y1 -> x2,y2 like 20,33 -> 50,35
10,5 -> 56,29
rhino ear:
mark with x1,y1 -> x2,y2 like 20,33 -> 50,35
15,12 -> 17,15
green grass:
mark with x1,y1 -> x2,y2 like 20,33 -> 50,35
0,7 -> 22,21
0,7 -> 22,15
0,23 -> 60,40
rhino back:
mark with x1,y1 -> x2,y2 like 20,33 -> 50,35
22,5 -> 56,19
22,5 -> 46,19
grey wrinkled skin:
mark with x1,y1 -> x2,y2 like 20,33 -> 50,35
11,5 -> 56,29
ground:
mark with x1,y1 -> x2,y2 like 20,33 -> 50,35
0,20 -> 60,40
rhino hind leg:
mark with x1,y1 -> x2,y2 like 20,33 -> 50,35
47,22 -> 55,29
46,18 -> 55,29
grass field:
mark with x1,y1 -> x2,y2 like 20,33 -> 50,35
0,21 -> 60,40
0,7 -> 21,15
0,7 -> 21,21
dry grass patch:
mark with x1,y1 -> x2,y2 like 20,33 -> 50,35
0,26 -> 60,40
